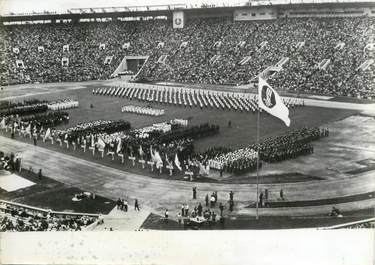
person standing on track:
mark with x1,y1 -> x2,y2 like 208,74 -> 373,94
134,199 -> 140,211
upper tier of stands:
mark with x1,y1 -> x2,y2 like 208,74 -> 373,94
1,17 -> 374,98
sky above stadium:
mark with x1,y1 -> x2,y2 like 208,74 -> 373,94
0,0 -> 246,14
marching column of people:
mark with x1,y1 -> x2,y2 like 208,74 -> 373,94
94,85 -> 305,113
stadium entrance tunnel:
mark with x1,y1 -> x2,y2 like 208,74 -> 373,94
111,55 -> 149,79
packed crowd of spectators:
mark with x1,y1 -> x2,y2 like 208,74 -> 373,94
0,19 -> 171,85
140,17 -> 374,98
268,17 -> 375,98
0,202 -> 97,232
1,17 -> 374,97
344,221 -> 375,229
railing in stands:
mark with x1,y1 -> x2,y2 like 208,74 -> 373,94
0,199 -> 100,218
319,217 -> 375,229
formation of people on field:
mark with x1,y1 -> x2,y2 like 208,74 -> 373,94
1,17 -> 374,98
0,95 -> 329,176
121,105 -> 165,116
201,127 -> 329,174
94,85 -> 304,112
0,99 -> 78,138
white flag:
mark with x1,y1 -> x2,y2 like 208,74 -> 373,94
258,76 -> 290,127
150,146 -> 155,161
0,118 -> 5,129
97,136 -> 106,149
154,150 -> 163,168
44,128 -> 51,141
91,134 -> 95,147
116,138 -> 122,154
174,153 -> 182,171
138,145 -> 144,157
25,124 -> 31,133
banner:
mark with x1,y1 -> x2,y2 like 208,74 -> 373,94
116,138 -> 122,154
258,76 -> 290,127
44,128 -> 51,141
63,44 -> 69,52
15,60 -> 24,68
174,153 -> 182,171
173,11 -> 185,29
97,137 -> 106,149
61,57 -> 69,67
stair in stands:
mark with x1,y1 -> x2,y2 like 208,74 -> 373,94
356,59 -> 374,71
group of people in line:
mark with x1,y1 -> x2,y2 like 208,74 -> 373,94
95,85 -> 304,113
121,105 -> 165,116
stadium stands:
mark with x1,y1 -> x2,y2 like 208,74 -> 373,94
322,217 -> 375,229
1,17 -> 374,98
0,200 -> 99,232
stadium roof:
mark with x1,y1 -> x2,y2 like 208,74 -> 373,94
0,0 -> 374,22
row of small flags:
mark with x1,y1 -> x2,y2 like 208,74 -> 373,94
85,134 -> 184,171
0,120 -> 186,171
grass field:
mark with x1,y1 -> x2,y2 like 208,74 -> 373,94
0,85 -> 361,184
27,85 -> 358,152
1,85 -> 364,185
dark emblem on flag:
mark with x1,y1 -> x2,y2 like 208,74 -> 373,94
261,85 -> 276,108
175,18 -> 182,25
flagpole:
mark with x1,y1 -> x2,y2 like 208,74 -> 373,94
256,106 -> 260,220
254,76 -> 290,220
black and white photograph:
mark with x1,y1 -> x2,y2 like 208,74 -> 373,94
0,0 -> 374,264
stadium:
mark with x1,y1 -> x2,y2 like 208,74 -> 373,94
0,0 -> 375,232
